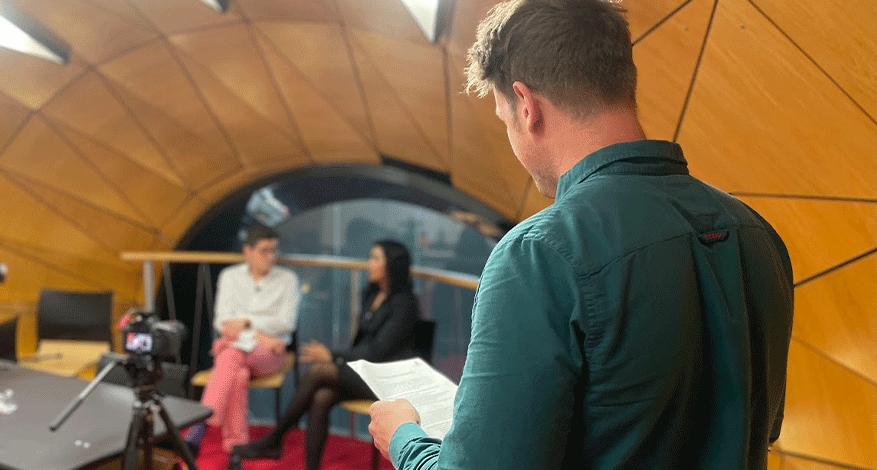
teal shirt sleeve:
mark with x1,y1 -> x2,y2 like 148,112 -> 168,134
391,235 -> 585,469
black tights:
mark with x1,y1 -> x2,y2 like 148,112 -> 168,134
265,362 -> 342,470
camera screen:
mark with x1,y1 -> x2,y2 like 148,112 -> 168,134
125,332 -> 153,354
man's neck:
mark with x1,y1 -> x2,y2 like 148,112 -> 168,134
550,106 -> 646,182
249,266 -> 270,282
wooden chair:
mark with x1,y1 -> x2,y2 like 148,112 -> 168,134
19,290 -> 113,377
188,331 -> 298,422
339,319 -> 437,470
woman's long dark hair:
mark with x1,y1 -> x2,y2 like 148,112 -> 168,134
362,239 -> 413,302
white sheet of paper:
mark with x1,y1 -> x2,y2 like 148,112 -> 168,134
347,357 -> 458,439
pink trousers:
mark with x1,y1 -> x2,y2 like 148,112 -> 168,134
200,338 -> 284,451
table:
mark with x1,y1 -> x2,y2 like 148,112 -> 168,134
0,361 -> 211,470
20,340 -> 110,378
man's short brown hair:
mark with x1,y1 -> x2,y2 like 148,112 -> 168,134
466,0 -> 637,118
245,224 -> 278,247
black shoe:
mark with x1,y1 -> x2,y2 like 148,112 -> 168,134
231,435 -> 282,460
227,454 -> 243,470
183,440 -> 200,458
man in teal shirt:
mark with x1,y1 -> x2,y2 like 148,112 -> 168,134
369,1 -> 794,469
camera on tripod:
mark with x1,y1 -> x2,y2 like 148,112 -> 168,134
122,310 -> 186,359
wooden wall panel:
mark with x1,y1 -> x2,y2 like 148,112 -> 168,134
780,341 -> 877,467
336,0 -> 427,45
516,182 -> 554,221
99,41 -> 238,163
634,0 -> 713,140
350,40 -> 446,171
751,0 -> 877,120
255,22 -> 374,147
103,81 -> 239,190
9,0 -> 159,65
627,0 -> 690,42
172,52 -> 308,169
353,30 -> 450,168
170,24 -> 296,133
793,254 -> 877,385
130,0 -> 242,36
236,0 -> 338,22
0,95 -> 31,152
677,0 -> 877,198
253,34 -> 375,157
57,126 -> 191,229
41,72 -> 182,186
448,53 -> 530,194
0,51 -> 86,110
0,117 -> 146,223
737,197 -> 877,283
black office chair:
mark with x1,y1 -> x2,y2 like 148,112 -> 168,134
340,319 -> 438,470
97,352 -> 190,398
0,316 -> 17,362
37,289 -> 114,345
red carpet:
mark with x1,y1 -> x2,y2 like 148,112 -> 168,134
195,425 -> 394,470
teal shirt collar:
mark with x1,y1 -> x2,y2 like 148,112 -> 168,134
555,140 -> 688,200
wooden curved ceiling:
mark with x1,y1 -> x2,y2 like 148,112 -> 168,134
0,0 -> 876,466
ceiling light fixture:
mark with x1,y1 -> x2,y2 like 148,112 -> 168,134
199,0 -> 229,13
0,12 -> 67,65
401,0 -> 447,43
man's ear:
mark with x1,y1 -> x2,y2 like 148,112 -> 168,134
512,81 -> 542,134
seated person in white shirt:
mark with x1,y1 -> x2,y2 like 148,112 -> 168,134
185,224 -> 300,453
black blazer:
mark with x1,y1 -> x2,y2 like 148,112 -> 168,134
334,289 -> 420,364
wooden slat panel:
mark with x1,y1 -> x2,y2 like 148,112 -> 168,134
634,0 -> 713,140
40,72 -> 184,187
0,176 -> 116,262
255,22 -> 374,147
0,116 -> 147,224
792,253 -> 877,385
130,0 -> 243,35
448,53 -> 532,221
0,51 -> 86,110
0,246 -> 96,300
767,451 -> 784,470
104,78 -> 240,190
752,0 -> 877,121
445,0 -> 688,58
99,41 -> 237,163
737,197 -> 877,283
11,173 -> 158,252
336,0 -> 427,45
159,196 -> 208,246
56,126 -> 191,228
350,39 -> 445,171
352,30 -> 449,168
236,0 -> 338,21
172,52 -> 308,169
676,0 -> 877,198
0,94 -> 31,152
8,0 -> 159,64
78,0 -> 151,27
782,454 -> 857,469
170,24 -> 295,133
253,32 -> 375,156
445,0 -> 505,57
779,341 -> 877,468
516,182 -> 553,221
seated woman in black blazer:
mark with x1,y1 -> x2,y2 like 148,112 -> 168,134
231,239 -> 421,469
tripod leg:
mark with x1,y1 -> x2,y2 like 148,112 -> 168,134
155,401 -> 199,470
123,406 -> 146,470
144,409 -> 155,470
